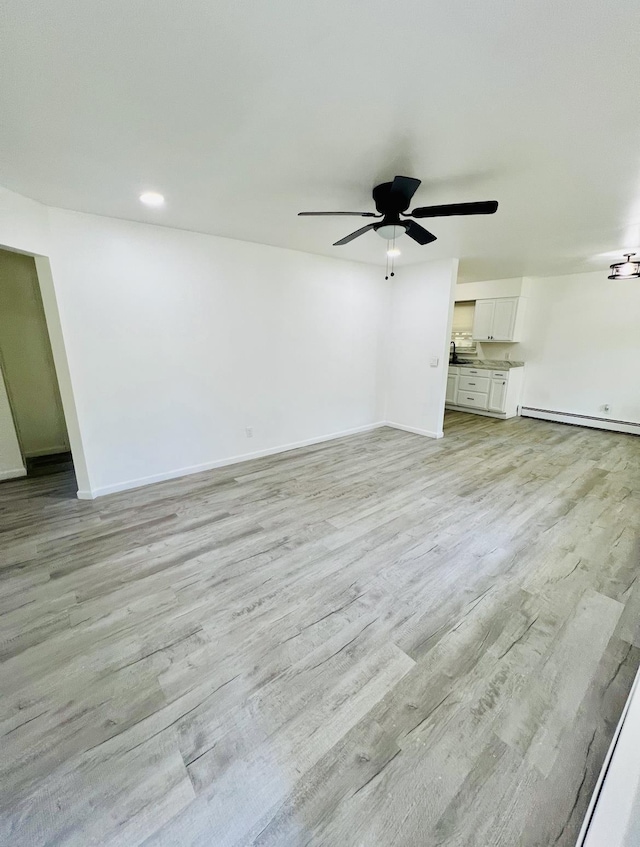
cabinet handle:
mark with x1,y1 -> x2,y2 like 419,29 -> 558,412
467,397 -> 474,401
469,382 -> 476,385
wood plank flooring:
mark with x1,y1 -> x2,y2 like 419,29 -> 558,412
1,412 -> 639,846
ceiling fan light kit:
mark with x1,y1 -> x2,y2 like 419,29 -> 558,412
376,224 -> 406,240
298,175 -> 498,277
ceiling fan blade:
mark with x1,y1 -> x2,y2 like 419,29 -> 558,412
333,223 -> 377,246
410,200 -> 498,218
389,176 -> 421,209
405,221 -> 437,245
298,211 -> 379,217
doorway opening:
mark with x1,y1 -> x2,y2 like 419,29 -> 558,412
444,299 -> 479,432
0,248 -> 75,489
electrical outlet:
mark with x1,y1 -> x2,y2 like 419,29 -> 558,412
245,426 -> 253,438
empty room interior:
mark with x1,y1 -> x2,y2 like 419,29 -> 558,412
1,2 -> 640,845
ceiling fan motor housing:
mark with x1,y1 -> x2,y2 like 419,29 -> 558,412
373,181 -> 413,214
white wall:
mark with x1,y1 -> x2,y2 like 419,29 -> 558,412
454,271 -> 640,430
0,185 -> 50,256
0,185 -> 461,497
0,249 -> 69,456
384,259 -> 459,438
46,209 -> 390,496
0,363 -> 25,480
520,271 -> 640,425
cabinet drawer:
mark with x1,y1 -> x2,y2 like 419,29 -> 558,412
456,390 -> 489,410
461,367 -> 491,377
448,366 -> 459,375
491,370 -> 508,379
459,375 -> 490,392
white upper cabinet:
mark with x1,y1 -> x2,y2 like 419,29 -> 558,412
472,300 -> 495,341
491,298 -> 518,340
472,297 -> 525,342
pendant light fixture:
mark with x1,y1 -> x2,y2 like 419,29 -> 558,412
608,252 -> 640,280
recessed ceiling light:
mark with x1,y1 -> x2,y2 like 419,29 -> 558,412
139,191 -> 165,207
386,248 -> 401,258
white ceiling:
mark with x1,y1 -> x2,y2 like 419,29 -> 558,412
1,0 -> 639,281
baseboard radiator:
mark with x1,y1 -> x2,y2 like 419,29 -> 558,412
520,406 -> 640,436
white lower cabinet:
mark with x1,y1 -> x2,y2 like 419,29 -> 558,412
488,377 -> 508,412
446,372 -> 458,403
446,366 -> 523,419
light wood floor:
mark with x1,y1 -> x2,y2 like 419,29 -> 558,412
1,412 -> 639,846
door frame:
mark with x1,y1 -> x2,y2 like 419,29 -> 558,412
0,245 -> 91,496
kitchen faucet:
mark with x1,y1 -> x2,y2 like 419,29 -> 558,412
450,341 -> 457,364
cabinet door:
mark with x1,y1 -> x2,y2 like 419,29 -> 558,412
472,299 -> 495,341
446,373 -> 458,403
491,298 -> 518,341
488,378 -> 508,412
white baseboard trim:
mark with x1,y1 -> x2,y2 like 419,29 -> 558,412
521,407 -> 640,436
77,421 -> 387,499
0,467 -> 27,481
445,403 -> 515,420
385,421 -> 444,439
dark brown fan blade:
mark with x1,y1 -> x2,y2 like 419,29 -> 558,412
405,221 -> 437,245
333,223 -> 377,245
298,211 -> 379,217
389,176 -> 421,210
410,201 -> 498,218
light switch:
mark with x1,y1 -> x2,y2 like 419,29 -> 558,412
430,357 -> 439,367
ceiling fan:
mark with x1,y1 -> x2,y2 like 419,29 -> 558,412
298,175 -> 498,246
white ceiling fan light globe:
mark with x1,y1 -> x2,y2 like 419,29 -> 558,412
375,224 -> 405,240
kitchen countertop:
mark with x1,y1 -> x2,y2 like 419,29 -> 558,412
449,359 -> 524,369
